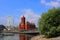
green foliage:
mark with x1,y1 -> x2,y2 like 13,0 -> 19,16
38,8 -> 60,38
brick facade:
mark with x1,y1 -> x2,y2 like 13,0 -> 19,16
19,16 -> 36,31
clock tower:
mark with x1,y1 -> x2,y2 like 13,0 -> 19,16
19,16 -> 25,30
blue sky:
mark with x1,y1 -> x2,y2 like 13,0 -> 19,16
0,0 -> 60,27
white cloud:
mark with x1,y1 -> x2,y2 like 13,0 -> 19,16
20,9 -> 40,27
40,0 -> 60,8
57,0 -> 60,2
0,17 -> 6,25
41,0 -> 46,4
0,16 -> 20,26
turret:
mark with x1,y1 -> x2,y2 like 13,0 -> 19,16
19,16 -> 25,30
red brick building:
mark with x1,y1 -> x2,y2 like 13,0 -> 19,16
19,16 -> 36,31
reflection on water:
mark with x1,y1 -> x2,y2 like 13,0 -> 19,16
19,34 -> 29,40
0,34 -> 36,40
0,34 -> 19,40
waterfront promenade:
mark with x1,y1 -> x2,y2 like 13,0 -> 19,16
1,29 -> 39,34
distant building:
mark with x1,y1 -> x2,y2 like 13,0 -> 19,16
19,16 -> 36,31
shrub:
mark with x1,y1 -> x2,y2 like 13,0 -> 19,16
38,8 -> 60,38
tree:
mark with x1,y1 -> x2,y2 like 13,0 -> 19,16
0,25 -> 7,33
38,8 -> 60,38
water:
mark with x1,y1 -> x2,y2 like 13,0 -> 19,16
0,34 -> 19,40
0,34 -> 35,40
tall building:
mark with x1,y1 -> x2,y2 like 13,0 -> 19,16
19,16 -> 36,31
19,16 -> 25,30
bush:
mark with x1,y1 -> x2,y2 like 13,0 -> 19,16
38,8 -> 60,38
44,27 -> 57,38
56,25 -> 60,36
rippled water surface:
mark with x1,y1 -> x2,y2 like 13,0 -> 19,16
0,34 -> 19,40
0,34 -> 35,40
